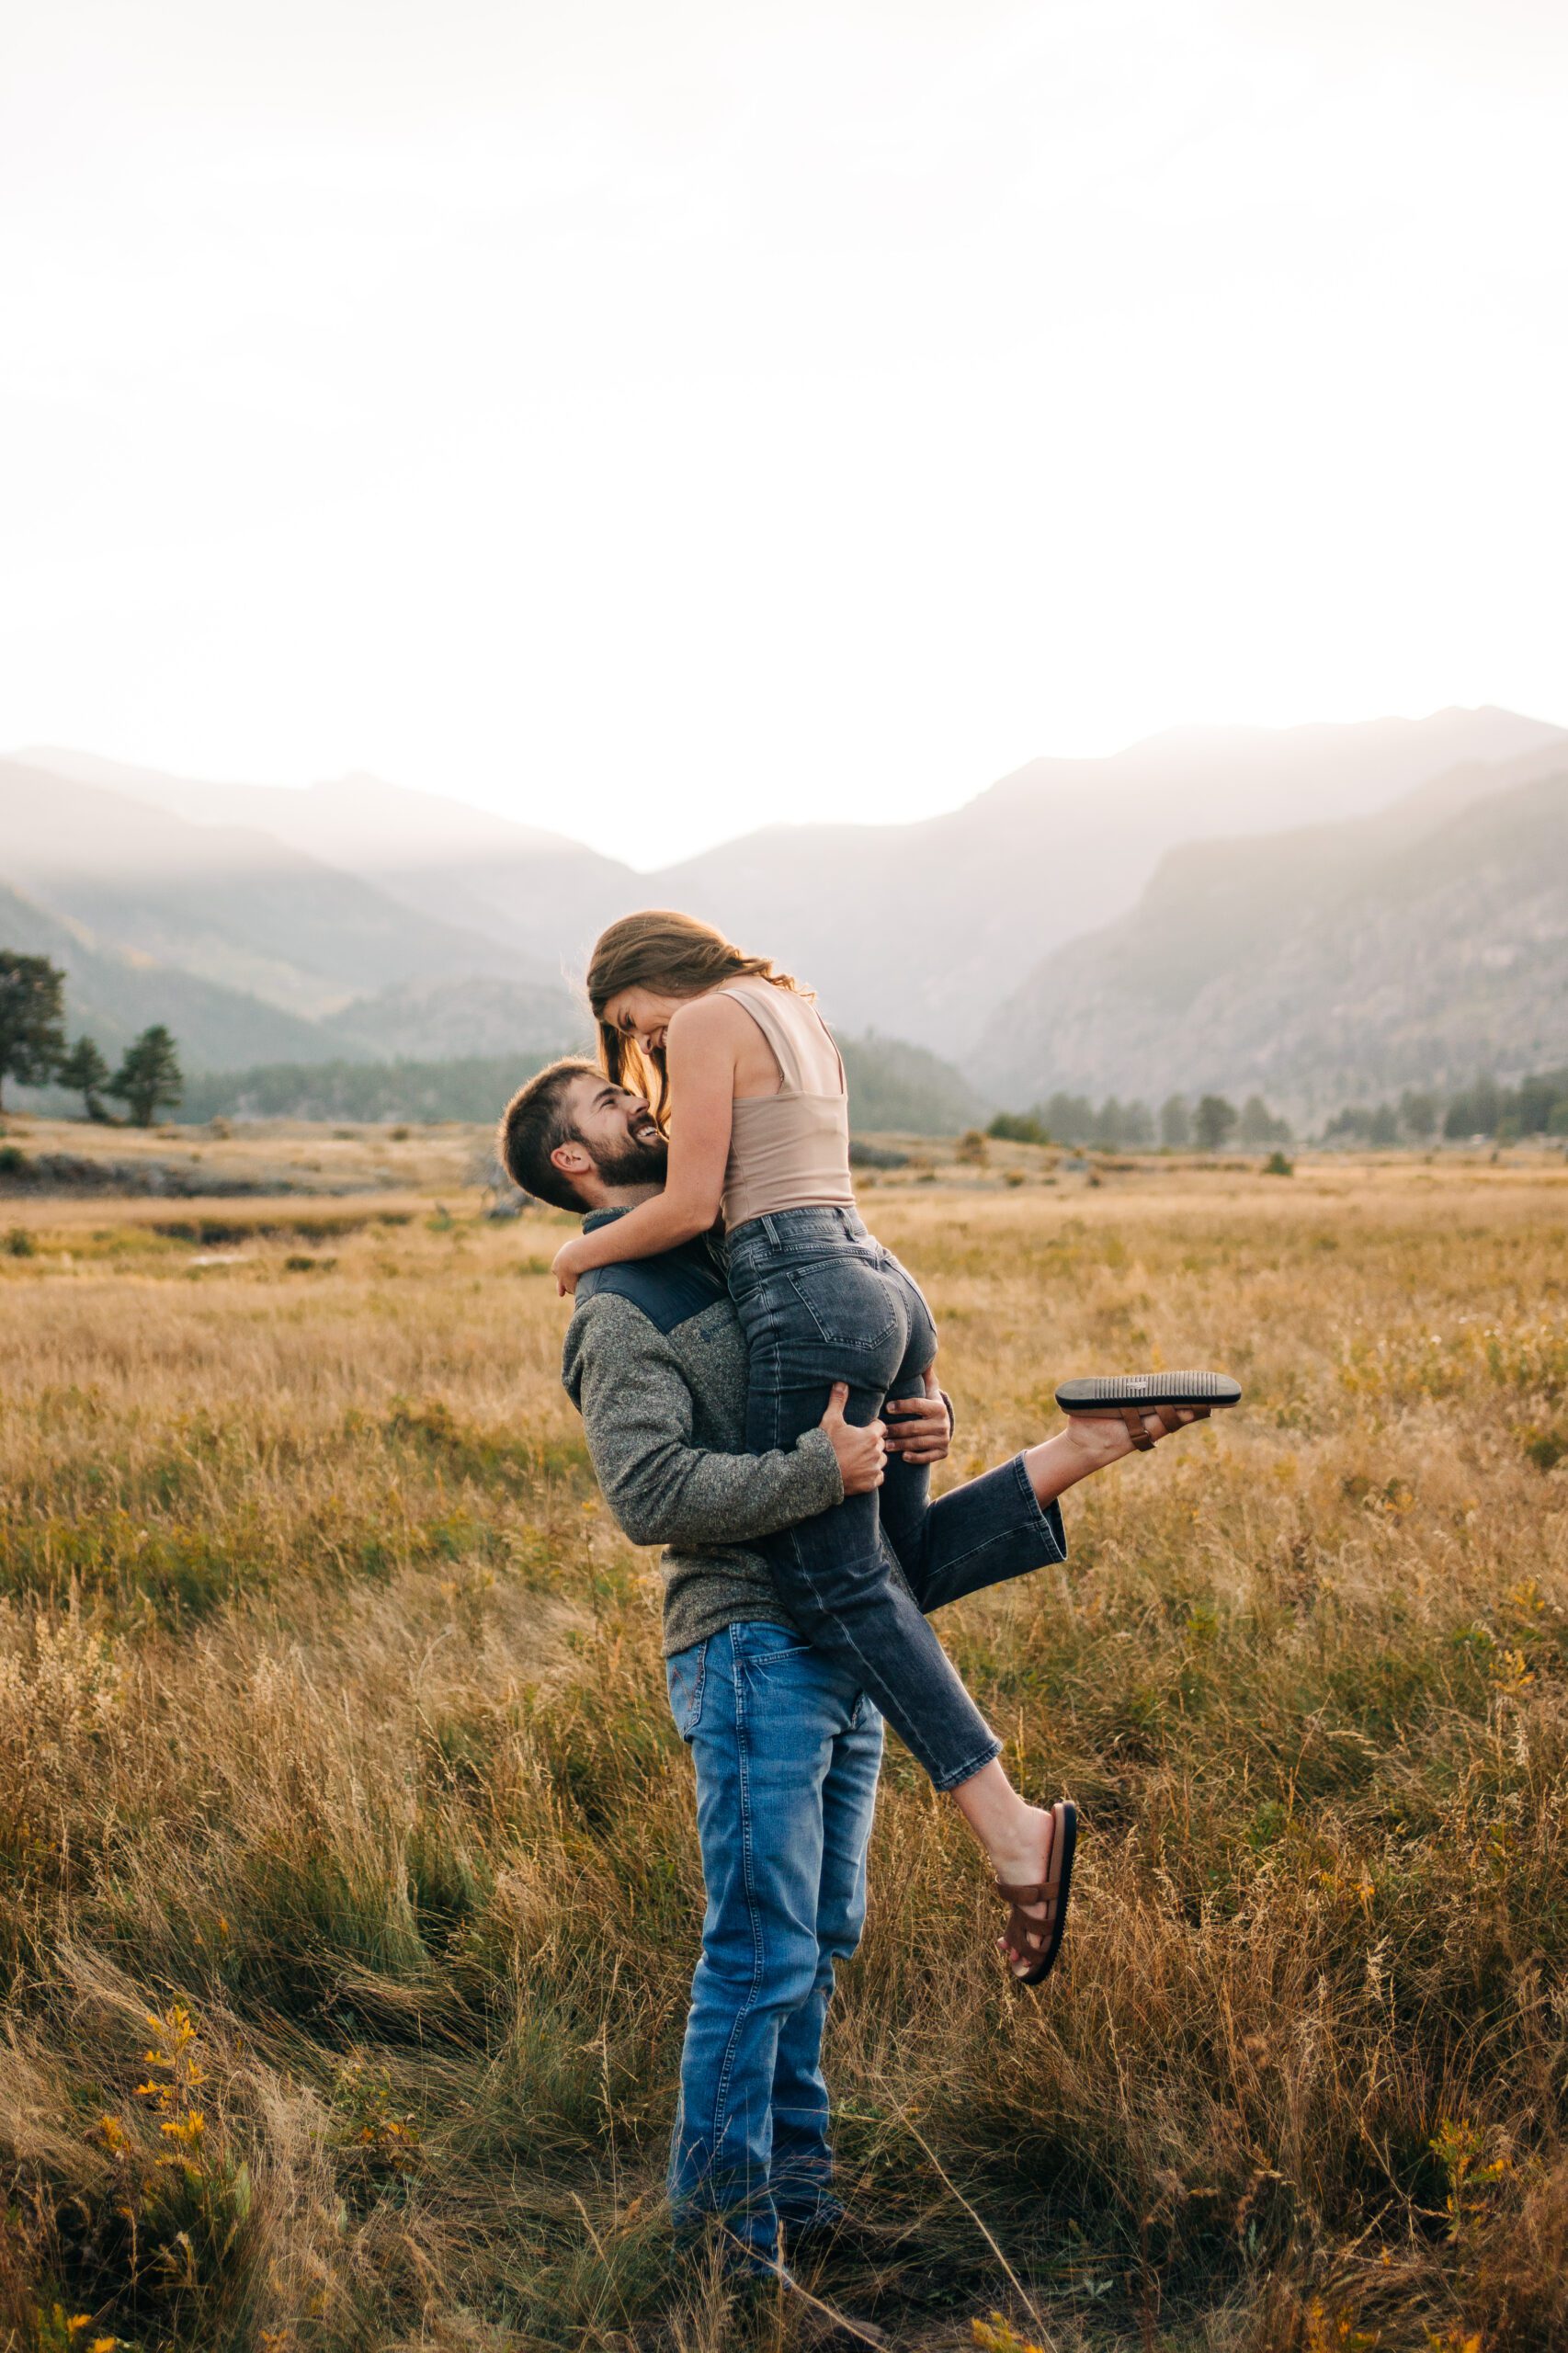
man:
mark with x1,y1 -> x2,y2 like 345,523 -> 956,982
499,1056 -> 1199,2279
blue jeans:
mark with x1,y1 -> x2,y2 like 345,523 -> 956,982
665,1452 -> 1065,2268
726,1203 -> 1006,1791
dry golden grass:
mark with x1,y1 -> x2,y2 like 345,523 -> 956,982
2,1154 -> 1567,2352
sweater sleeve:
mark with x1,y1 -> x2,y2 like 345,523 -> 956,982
563,1295 -> 843,1549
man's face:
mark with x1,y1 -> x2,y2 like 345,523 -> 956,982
561,1074 -> 667,1192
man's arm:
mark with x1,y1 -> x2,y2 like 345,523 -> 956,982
563,1293 -> 844,1549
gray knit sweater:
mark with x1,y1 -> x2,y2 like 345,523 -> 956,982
560,1211 -> 842,1653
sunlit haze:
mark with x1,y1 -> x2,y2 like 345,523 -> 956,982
5,0 -> 1566,863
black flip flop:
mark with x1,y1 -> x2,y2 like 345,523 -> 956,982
1054,1371 -> 1241,1449
995,1797 -> 1077,1985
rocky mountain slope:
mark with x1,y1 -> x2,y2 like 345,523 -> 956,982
979,752 -> 1568,1117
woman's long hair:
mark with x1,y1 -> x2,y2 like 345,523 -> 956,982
585,909 -> 802,1129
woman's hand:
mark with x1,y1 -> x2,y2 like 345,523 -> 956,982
551,1236 -> 594,1296
885,1384 -> 952,1464
818,1382 -> 887,1495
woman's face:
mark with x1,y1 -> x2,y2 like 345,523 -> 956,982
600,983 -> 690,1056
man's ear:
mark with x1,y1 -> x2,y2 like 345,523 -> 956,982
550,1139 -> 593,1180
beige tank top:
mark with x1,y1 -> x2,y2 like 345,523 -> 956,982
717,977 -> 855,1232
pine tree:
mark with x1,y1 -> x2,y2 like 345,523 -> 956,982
108,1026 -> 184,1128
1194,1094 -> 1238,1151
1159,1094 -> 1191,1149
0,952 -> 66,1111
56,1036 -> 112,1120
1238,1094 -> 1290,1146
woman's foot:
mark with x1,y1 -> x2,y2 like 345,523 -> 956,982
988,1800 -> 1060,1976
993,1798 -> 1076,1982
1022,1400 -> 1205,1511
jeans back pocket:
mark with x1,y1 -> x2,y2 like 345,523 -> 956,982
784,1254 -> 903,1351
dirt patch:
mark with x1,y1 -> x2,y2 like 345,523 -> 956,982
152,1209 -> 415,1245
0,1149 -> 347,1200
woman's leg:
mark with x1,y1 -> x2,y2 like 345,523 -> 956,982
915,1402 -> 1204,1970
736,1252 -> 1003,1794
733,1222 -> 1199,1966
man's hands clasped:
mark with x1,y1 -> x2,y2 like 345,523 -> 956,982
817,1377 -> 952,1496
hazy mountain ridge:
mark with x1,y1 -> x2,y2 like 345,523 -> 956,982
0,882 -> 348,1070
0,757 -> 570,1018
0,880 -> 981,1130
23,748 -> 635,990
8,710 -> 1568,1110
20,708 -> 1562,1057
324,976 -> 589,1062
642,709 -> 1565,1051
980,756 -> 1568,1114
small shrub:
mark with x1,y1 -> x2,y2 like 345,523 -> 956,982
6,1224 -> 35,1256
1263,1150 -> 1294,1176
956,1129 -> 989,1165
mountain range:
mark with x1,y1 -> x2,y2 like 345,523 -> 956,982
6,704 -> 1566,1120
981,739 -> 1568,1115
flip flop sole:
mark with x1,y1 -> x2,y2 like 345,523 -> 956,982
1055,1371 -> 1241,1412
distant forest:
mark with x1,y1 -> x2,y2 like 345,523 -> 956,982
154,1056 -> 1568,1147
992,1069 -> 1568,1150
1322,1069 -> 1568,1145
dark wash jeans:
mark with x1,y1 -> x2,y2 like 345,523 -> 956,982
727,1203 -> 1014,1790
666,1453 -> 1066,2269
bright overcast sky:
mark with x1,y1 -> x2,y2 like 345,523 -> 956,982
3,0 -> 1566,863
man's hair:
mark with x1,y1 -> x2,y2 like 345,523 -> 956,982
496,1058 -> 598,1211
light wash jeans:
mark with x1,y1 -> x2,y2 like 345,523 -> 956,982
665,1451 -> 1066,2269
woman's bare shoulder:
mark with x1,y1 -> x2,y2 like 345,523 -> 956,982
665,992 -> 754,1052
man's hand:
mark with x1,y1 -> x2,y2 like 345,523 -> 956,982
819,1382 -> 887,1495
885,1376 -> 952,1464
552,1236 -> 593,1296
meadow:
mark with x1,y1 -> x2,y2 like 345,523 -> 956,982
2,1138 -> 1566,2353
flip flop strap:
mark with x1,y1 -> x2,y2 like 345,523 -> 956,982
1121,1405 -> 1156,1450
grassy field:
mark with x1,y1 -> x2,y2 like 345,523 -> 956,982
2,1141 -> 1567,2352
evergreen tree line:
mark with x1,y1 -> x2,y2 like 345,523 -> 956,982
1323,1069 -> 1568,1146
0,951 -> 183,1125
989,1069 -> 1568,1154
989,1091 -> 1291,1152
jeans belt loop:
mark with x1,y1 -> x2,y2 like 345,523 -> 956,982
761,1212 -> 780,1251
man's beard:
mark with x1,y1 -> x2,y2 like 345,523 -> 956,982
588,1132 -> 669,1188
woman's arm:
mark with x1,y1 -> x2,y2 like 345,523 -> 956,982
551,996 -> 740,1291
